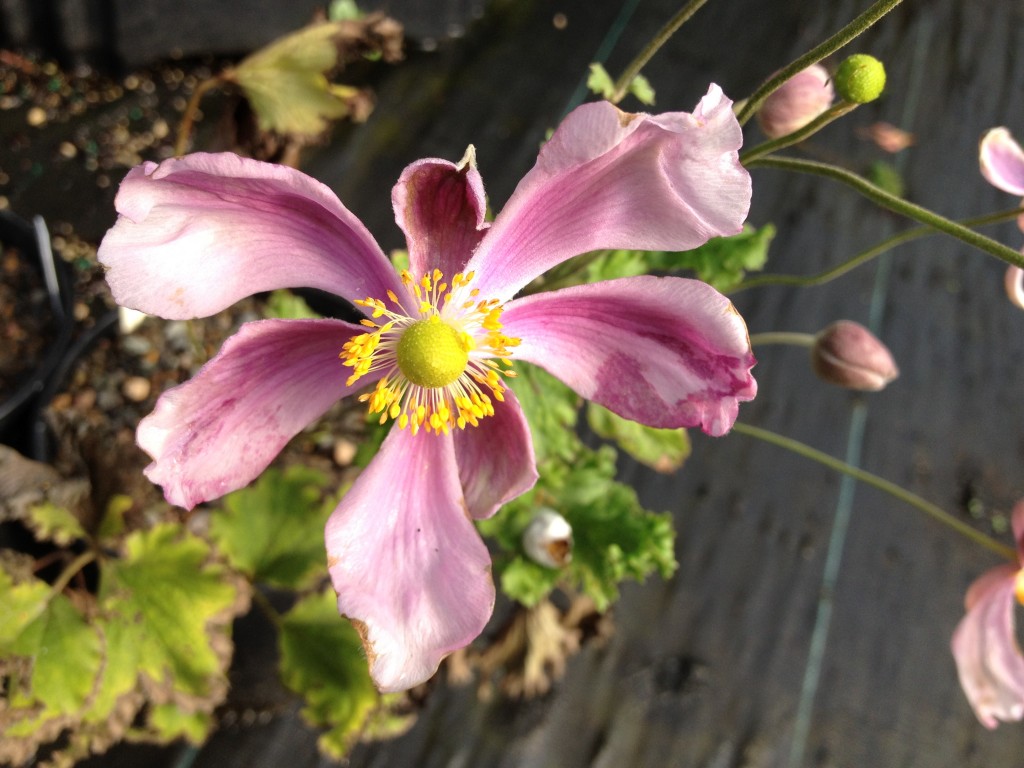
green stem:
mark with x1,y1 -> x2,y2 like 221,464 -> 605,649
250,587 -> 284,630
731,421 -> 1018,561
740,102 -> 859,165
49,550 -> 98,599
735,0 -> 904,126
609,0 -> 709,104
732,206 -> 1024,293
749,156 -> 1024,269
749,331 -> 816,347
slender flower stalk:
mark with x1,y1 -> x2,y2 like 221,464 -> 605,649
609,0 -> 709,104
733,207 -> 1024,293
175,76 -> 224,157
741,102 -> 859,165
748,331 -> 815,347
48,550 -> 97,600
748,156 -> 1024,269
731,422 -> 1018,561
735,0 -> 904,126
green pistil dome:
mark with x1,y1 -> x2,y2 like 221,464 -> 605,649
396,317 -> 470,388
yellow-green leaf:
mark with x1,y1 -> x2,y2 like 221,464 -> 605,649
279,589 -> 379,760
7,591 -> 102,715
231,22 -> 355,137
25,501 -> 87,546
587,403 -> 691,473
99,523 -> 247,701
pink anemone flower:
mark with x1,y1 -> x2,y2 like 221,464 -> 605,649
98,84 -> 757,692
951,501 -> 1024,728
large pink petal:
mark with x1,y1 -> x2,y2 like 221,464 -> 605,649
980,128 -> 1024,197
453,388 -> 538,519
465,85 -> 751,301
139,318 -> 375,509
501,275 -> 756,436
324,427 -> 494,692
393,156 -> 489,280
98,153 -> 402,319
952,565 -> 1024,728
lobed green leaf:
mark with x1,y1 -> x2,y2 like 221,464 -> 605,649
211,466 -> 335,590
279,589 -> 381,760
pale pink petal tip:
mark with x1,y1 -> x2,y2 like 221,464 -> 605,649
97,152 -> 398,319
502,276 -> 756,437
1005,266 -> 1024,310
325,427 -> 495,692
951,501 -> 1024,728
980,128 -> 1024,197
138,318 -> 370,510
466,85 -> 752,300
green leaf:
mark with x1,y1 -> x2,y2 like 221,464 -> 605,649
479,445 -> 677,610
265,289 -> 321,320
96,494 -> 132,542
670,224 -> 776,291
628,74 -> 656,105
587,403 -> 691,473
5,591 -> 103,715
211,466 -> 335,589
0,567 -> 50,647
25,501 -> 87,545
586,63 -> 615,99
99,523 -> 247,702
279,589 -> 380,760
508,362 -> 581,463
146,705 -> 213,744
231,22 -> 357,137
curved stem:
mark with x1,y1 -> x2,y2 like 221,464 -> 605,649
731,421 -> 1018,561
748,155 -> 1024,269
735,0 -> 904,126
175,75 -> 225,157
49,550 -> 98,599
749,331 -> 816,347
250,587 -> 284,630
610,0 -> 709,104
732,206 -> 1024,293
740,102 -> 859,165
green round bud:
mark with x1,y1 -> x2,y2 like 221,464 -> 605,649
834,54 -> 886,104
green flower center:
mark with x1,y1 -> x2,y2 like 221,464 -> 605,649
395,316 -> 470,388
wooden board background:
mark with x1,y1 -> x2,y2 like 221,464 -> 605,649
7,0 -> 1024,765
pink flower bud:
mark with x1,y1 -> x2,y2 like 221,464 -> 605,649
757,64 -> 835,139
811,320 -> 899,391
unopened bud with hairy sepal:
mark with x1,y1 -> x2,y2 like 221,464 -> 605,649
812,320 -> 899,391
522,508 -> 573,569
834,54 -> 886,104
757,64 -> 835,139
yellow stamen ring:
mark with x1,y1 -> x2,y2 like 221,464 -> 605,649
339,269 -> 519,435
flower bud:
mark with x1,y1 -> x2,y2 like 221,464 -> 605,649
522,508 -> 573,569
834,54 -> 886,104
811,320 -> 899,391
757,64 -> 835,139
